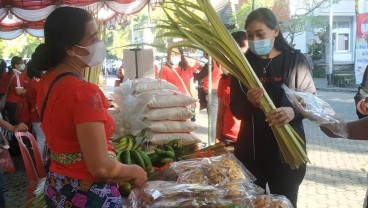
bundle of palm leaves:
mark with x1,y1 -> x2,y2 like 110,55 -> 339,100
155,0 -> 308,169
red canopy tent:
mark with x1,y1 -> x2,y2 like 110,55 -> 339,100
0,0 -> 150,39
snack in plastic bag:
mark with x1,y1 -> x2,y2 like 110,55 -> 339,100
171,153 -> 257,193
247,194 -> 294,208
282,84 -> 348,138
128,181 -> 231,208
203,153 -> 256,185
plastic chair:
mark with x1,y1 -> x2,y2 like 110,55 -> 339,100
15,131 -> 47,180
14,131 -> 47,206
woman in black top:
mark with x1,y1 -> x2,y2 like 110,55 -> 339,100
230,8 -> 316,207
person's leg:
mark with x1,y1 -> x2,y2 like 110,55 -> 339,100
32,122 -> 47,163
267,162 -> 306,207
4,102 -> 17,125
0,167 -> 5,208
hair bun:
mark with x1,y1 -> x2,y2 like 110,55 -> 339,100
31,43 -> 54,71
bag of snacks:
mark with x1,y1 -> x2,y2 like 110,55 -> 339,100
282,84 -> 348,138
246,194 -> 294,208
129,181 -> 237,208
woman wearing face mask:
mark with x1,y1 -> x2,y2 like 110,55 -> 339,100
3,56 -> 27,126
32,7 -> 147,207
230,8 -> 316,207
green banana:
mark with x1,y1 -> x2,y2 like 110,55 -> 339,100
167,139 -> 180,147
155,146 -> 175,159
116,151 -> 124,162
131,138 -> 139,150
149,153 -> 160,166
138,150 -> 152,167
164,144 -> 175,154
160,157 -> 174,165
125,136 -> 134,150
145,166 -> 156,176
121,150 -> 132,164
130,150 -> 145,168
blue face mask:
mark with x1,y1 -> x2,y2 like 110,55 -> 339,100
249,38 -> 273,56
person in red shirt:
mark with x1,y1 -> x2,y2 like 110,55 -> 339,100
31,7 -> 147,207
25,61 -> 48,165
216,31 -> 248,146
3,56 -> 27,126
160,50 -> 187,94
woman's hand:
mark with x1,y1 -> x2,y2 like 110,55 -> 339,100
266,107 -> 295,127
12,123 -> 28,132
246,88 -> 264,107
129,165 -> 147,187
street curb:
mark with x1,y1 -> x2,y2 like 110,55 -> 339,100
316,87 -> 357,93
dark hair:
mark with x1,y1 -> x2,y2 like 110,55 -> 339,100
231,31 -> 247,48
245,8 -> 293,52
32,7 -> 93,71
26,60 -> 42,79
178,48 -> 188,71
0,59 -> 6,77
8,56 -> 22,74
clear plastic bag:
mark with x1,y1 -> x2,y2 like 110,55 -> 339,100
246,194 -> 294,208
282,84 -> 348,138
129,181 -> 234,208
171,154 -> 256,188
132,78 -> 178,93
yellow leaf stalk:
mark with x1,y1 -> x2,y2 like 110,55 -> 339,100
158,0 -> 308,169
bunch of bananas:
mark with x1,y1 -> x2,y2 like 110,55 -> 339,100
149,139 -> 180,167
118,150 -> 155,176
113,135 -> 139,152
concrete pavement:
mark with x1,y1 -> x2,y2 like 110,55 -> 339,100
3,77 -> 367,207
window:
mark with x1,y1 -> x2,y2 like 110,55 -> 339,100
332,33 -> 350,51
332,21 -> 350,52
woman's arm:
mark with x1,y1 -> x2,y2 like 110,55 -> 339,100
320,117 -> 368,140
77,122 -> 147,186
0,119 -> 28,132
346,118 -> 368,140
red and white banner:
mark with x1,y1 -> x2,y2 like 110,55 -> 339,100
355,12 -> 368,84
0,0 -> 149,39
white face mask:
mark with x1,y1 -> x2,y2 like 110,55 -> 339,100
19,64 -> 25,71
75,41 -> 106,67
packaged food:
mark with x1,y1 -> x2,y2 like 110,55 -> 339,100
247,194 -> 294,208
282,84 -> 348,138
129,181 -> 235,208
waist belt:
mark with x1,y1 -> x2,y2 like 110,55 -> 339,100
51,151 -> 117,164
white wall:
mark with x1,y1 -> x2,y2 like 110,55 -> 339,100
285,31 -> 308,53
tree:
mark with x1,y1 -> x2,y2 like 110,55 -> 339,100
279,0 -> 331,47
0,33 -> 43,59
232,0 -> 332,47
